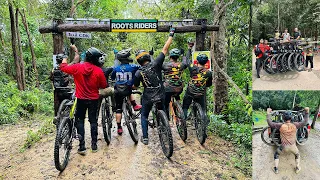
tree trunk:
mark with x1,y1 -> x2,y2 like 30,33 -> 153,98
9,1 -> 23,90
212,0 -> 229,123
311,100 -> 320,129
15,8 -> 26,90
20,9 -> 39,87
0,30 -> 4,48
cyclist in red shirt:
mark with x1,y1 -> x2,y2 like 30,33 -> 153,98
60,47 -> 107,155
254,39 -> 269,78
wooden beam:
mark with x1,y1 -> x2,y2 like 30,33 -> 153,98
39,24 -> 219,34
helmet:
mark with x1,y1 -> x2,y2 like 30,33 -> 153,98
56,54 -> 64,64
85,47 -> 106,66
135,49 -> 151,65
196,53 -> 208,65
117,48 -> 133,64
283,111 -> 292,121
169,48 -> 180,59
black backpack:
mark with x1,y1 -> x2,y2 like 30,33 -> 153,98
53,67 -> 69,88
140,63 -> 162,102
254,44 -> 262,56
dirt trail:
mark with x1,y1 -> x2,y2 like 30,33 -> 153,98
0,118 -> 248,179
253,124 -> 320,180
252,53 -> 320,90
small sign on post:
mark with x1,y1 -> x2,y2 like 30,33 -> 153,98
110,19 -> 158,32
66,32 -> 92,39
192,51 -> 212,70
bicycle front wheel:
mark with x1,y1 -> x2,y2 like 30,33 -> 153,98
261,126 -> 275,146
123,101 -> 139,144
54,117 -> 72,172
157,110 -> 173,158
193,102 -> 207,145
101,100 -> 112,145
173,101 -> 187,141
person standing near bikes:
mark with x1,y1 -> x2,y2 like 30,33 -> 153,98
111,48 -> 142,135
162,47 -> 188,118
293,28 -> 301,40
254,39 -> 268,78
182,45 -> 213,125
60,46 -> 107,155
282,28 -> 291,42
133,28 -> 175,145
266,107 -> 309,174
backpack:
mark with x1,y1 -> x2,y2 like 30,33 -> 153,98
140,63 -> 162,103
254,44 -> 262,56
188,67 -> 208,97
53,67 -> 69,88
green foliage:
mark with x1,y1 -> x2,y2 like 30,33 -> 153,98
207,114 -> 252,175
0,76 -> 53,125
253,91 -> 320,114
21,116 -> 55,152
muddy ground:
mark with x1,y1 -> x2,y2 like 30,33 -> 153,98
253,121 -> 320,180
252,53 -> 320,90
0,117 -> 249,180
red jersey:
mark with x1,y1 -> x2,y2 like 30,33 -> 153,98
254,43 -> 268,58
60,62 -> 107,100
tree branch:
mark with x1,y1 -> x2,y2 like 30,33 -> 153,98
214,0 -> 235,25
211,51 -> 250,104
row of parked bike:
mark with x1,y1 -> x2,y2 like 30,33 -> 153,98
261,110 -> 310,147
262,41 -> 306,74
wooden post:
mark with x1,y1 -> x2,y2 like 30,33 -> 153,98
195,19 -> 207,51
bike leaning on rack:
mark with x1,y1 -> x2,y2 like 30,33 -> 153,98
54,92 -> 78,172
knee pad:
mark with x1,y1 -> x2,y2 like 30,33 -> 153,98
274,152 -> 280,159
116,109 -> 123,113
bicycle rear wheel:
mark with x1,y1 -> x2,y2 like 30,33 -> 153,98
54,117 -> 72,172
294,53 -> 305,72
123,101 -> 139,144
157,110 -> 173,158
276,54 -> 286,73
261,126 -> 275,146
281,52 -> 290,71
269,55 -> 278,74
173,101 -> 187,141
56,99 -> 71,128
287,53 -> 296,71
296,126 -> 308,145
193,102 -> 207,145
263,56 -> 274,74
101,99 -> 112,145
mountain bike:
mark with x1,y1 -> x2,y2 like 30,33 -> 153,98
122,90 -> 142,144
54,93 -> 78,172
261,110 -> 310,146
148,100 -> 174,158
100,95 -> 114,145
185,96 -> 208,145
169,94 -> 187,141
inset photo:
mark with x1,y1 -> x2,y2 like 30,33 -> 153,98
252,90 -> 320,179
251,0 -> 320,90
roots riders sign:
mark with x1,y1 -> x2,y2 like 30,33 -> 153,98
111,19 -> 158,32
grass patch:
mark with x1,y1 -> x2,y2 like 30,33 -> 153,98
253,110 -> 267,127
20,115 -> 55,152
207,114 -> 252,176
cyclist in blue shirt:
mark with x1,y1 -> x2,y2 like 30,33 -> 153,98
111,48 -> 142,135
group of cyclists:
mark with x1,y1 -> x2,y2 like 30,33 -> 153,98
52,28 -> 212,155
254,27 -> 305,78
